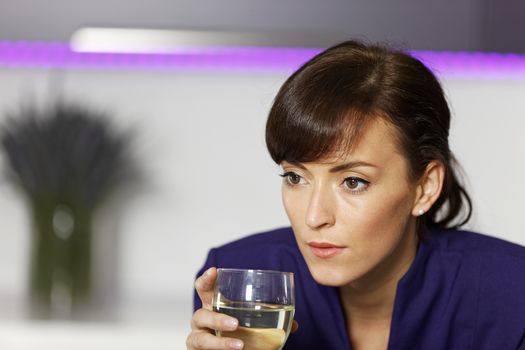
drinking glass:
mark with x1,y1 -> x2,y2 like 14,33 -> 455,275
213,268 -> 295,350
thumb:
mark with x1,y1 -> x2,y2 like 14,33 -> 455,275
194,267 -> 218,309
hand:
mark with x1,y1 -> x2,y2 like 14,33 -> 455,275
186,267 -> 244,350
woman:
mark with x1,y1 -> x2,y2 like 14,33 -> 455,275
186,40 -> 525,349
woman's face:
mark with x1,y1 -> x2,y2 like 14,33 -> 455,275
281,118 -> 420,288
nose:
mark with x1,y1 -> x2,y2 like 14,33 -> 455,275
305,184 -> 336,230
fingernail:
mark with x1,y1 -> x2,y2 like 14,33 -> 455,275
229,339 -> 243,349
205,268 -> 213,277
224,318 -> 238,330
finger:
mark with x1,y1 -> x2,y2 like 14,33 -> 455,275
186,331 -> 244,350
195,267 -> 217,309
291,320 -> 299,333
191,308 -> 239,333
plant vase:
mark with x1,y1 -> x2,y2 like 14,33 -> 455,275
29,198 -> 93,319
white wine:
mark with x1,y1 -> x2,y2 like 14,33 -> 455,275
213,269 -> 295,349
213,301 -> 295,350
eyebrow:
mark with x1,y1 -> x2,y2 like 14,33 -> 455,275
284,161 -> 378,173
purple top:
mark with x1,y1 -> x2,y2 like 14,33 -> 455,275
194,226 -> 525,349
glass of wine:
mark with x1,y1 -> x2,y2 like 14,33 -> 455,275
213,268 -> 295,350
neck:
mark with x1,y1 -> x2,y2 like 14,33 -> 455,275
339,223 -> 419,322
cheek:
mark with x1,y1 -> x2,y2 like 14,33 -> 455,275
343,186 -> 415,249
281,188 -> 304,225
359,190 -> 412,224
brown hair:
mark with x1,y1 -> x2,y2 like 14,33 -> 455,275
265,40 -> 472,231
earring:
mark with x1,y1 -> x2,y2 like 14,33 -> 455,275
418,209 -> 425,216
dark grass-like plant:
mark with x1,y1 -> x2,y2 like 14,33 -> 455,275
1,102 -> 134,318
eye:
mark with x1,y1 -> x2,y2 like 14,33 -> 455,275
279,171 -> 304,186
343,176 -> 370,193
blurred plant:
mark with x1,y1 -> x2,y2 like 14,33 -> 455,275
1,102 -> 134,319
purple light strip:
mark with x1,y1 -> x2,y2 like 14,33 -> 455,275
412,51 -> 525,79
1,41 -> 525,77
0,41 -> 321,73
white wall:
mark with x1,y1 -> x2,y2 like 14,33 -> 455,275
446,78 -> 525,240
0,66 -> 524,328
0,67 -> 292,325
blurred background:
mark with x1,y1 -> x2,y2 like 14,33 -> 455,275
1,0 -> 525,349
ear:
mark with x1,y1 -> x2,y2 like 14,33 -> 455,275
411,160 -> 445,217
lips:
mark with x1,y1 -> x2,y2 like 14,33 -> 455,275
307,242 -> 345,259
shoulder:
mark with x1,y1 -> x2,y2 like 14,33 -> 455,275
415,227 -> 525,346
425,227 -> 525,287
426,226 -> 525,258
426,227 -> 525,339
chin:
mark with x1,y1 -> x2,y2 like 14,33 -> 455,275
307,264 -> 355,287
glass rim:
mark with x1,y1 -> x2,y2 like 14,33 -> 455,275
217,268 -> 294,276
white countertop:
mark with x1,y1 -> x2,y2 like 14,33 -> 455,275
0,320 -> 189,350
0,298 -> 191,350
